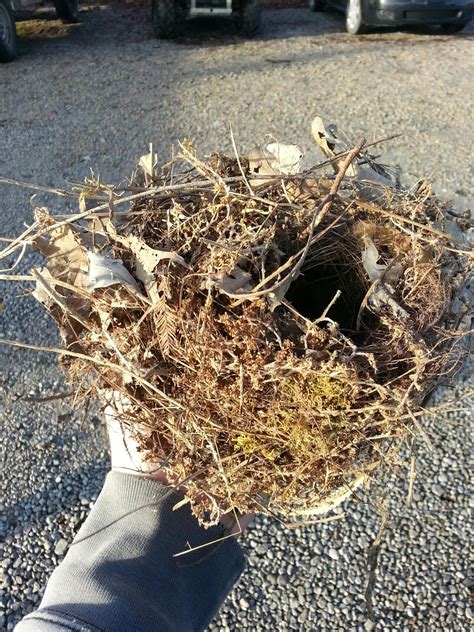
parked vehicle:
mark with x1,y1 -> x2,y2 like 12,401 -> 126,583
309,0 -> 473,35
0,0 -> 79,62
151,0 -> 262,38
0,0 -> 16,60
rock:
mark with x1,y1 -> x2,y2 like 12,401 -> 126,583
54,539 -> 68,557
289,597 -> 299,611
297,609 -> 308,624
328,548 -> 339,561
277,574 -> 289,586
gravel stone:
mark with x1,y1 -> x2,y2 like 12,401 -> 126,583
54,539 -> 69,557
297,609 -> 308,624
328,548 -> 339,561
1,4 -> 472,631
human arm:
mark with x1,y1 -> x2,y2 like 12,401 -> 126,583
15,416 -> 247,632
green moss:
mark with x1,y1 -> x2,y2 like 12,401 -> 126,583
234,434 -> 259,456
233,373 -> 352,463
283,373 -> 352,411
233,434 -> 280,462
261,447 -> 280,462
275,372 -> 354,456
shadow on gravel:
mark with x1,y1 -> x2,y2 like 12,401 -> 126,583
11,1 -> 472,61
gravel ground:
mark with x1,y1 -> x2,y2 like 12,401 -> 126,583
1,3 -> 473,630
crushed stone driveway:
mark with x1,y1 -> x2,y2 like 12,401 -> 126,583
1,3 -> 473,631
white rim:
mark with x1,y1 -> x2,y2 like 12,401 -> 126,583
0,4 -> 13,46
346,0 -> 361,32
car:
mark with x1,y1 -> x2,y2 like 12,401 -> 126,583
151,0 -> 262,39
0,0 -> 79,62
309,0 -> 473,35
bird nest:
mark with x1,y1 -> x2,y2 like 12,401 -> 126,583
1,119 -> 471,525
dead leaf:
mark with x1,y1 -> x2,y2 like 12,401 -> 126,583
97,221 -> 188,301
248,147 -> 279,184
311,116 -> 392,193
32,267 -> 55,308
360,236 -> 408,322
311,116 -> 357,177
214,265 -> 253,295
127,236 -> 187,289
87,252 -> 140,292
361,235 -> 403,285
248,144 -> 303,185
32,225 -> 91,343
266,143 -> 303,175
369,285 -> 409,322
33,224 -> 89,290
139,144 -> 158,179
362,235 -> 387,283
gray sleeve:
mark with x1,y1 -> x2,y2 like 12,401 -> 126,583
15,470 -> 245,632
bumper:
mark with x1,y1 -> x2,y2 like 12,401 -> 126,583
365,1 -> 473,25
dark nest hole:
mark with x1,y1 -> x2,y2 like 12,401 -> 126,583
286,244 -> 375,341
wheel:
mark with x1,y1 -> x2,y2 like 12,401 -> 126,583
0,0 -> 17,63
238,0 -> 261,37
53,0 -> 79,23
345,0 -> 367,34
309,0 -> 325,12
439,22 -> 467,34
152,0 -> 181,39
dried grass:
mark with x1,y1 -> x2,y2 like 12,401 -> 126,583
1,125 -> 472,525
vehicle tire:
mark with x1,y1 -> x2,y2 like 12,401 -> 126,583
238,0 -> 261,37
309,0 -> 325,12
439,22 -> 467,34
152,0 -> 181,38
345,0 -> 367,34
53,0 -> 79,24
0,0 -> 17,63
